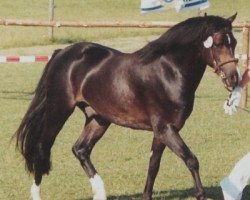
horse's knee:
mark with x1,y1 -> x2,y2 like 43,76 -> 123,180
72,144 -> 90,162
185,154 -> 199,171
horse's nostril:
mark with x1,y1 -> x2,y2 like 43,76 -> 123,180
231,74 -> 238,84
231,75 -> 235,81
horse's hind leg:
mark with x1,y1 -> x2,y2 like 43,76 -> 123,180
31,99 -> 74,200
72,109 -> 110,200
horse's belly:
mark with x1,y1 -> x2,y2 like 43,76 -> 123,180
110,115 -> 152,130
92,103 -> 151,130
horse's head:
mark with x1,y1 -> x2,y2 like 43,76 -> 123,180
202,13 -> 239,90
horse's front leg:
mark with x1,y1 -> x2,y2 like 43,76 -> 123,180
153,122 -> 206,200
142,137 -> 165,200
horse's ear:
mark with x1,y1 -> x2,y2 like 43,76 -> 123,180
227,13 -> 237,23
204,12 -> 207,17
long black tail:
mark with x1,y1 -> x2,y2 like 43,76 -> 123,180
15,49 -> 61,173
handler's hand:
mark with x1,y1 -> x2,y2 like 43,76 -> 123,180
223,86 -> 242,115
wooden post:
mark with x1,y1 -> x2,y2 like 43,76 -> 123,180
48,0 -> 54,39
240,27 -> 249,108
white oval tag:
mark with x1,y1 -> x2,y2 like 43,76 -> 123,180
203,36 -> 213,48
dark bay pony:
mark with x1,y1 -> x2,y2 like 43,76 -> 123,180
16,14 -> 239,200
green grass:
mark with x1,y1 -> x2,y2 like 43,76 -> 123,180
0,1 -> 250,199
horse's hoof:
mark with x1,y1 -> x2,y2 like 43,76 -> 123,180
197,195 -> 207,200
196,192 -> 206,200
141,194 -> 152,200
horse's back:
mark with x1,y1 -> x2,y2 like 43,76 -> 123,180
47,41 -> 123,94
52,42 -> 122,68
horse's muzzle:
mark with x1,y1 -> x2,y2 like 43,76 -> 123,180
220,68 -> 240,91
222,71 -> 239,90
217,58 -> 239,90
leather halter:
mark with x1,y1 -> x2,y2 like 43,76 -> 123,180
207,35 -> 239,91
205,32 -> 238,75
207,38 -> 238,75
213,58 -> 239,74
216,58 -> 239,92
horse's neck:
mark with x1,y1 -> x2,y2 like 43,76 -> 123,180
188,62 -> 207,92
166,51 -> 207,92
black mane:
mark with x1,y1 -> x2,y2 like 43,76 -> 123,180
135,15 -> 232,64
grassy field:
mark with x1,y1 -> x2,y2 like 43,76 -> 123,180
0,0 -> 250,200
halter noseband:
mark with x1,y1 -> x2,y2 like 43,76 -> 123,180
213,58 -> 239,74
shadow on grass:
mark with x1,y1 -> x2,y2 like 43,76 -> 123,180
76,185 -> 250,200
75,186 -> 218,200
0,90 -> 32,100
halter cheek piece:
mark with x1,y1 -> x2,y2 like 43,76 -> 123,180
203,35 -> 238,78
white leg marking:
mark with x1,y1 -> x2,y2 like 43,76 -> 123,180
89,174 -> 107,200
31,181 -> 41,200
